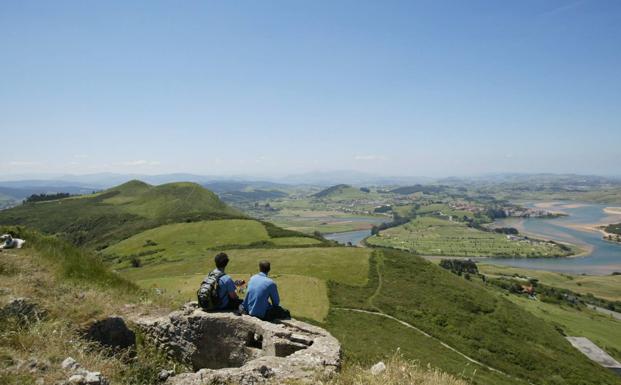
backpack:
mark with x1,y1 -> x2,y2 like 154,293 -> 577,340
197,270 -> 225,310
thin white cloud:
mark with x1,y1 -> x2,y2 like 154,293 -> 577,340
115,160 -> 161,167
354,154 -> 386,161
540,0 -> 585,17
8,160 -> 42,166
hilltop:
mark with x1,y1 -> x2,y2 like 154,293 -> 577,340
0,228 -> 467,385
0,180 -> 243,248
313,184 -> 371,200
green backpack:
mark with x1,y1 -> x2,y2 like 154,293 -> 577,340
197,270 -> 225,310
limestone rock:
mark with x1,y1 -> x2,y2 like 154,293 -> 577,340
370,361 -> 386,375
133,302 -> 341,384
159,369 -> 175,381
61,357 -> 108,385
62,357 -> 81,371
83,316 -> 136,350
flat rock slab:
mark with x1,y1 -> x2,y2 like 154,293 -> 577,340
134,302 -> 341,384
566,337 -> 621,369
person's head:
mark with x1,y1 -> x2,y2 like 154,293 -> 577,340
259,260 -> 271,274
214,252 -> 229,270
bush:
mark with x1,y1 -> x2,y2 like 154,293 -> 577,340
130,257 -> 142,268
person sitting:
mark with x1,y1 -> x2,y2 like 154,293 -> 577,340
241,260 -> 290,321
197,252 -> 243,312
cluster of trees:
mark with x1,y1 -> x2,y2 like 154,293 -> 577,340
371,215 -> 410,235
373,205 -> 392,213
24,192 -> 71,203
390,184 -> 446,195
604,223 -> 621,236
493,227 -> 519,235
439,259 -> 479,277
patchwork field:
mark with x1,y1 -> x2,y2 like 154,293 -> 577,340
479,264 -> 621,302
366,217 -> 573,257
103,219 -> 322,268
118,246 -> 372,322
264,207 -> 386,234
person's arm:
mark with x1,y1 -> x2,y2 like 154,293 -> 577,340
225,277 -> 238,299
269,282 -> 280,306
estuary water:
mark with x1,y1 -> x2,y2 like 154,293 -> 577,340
483,202 -> 621,275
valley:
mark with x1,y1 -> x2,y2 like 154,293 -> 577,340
2,176 -> 621,385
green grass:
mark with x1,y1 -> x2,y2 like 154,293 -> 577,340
1,226 -> 136,292
504,295 -> 621,362
119,247 -> 371,286
325,310 -> 518,385
366,217 -> 573,258
137,273 -> 328,321
326,249 -> 620,385
118,246 -> 370,322
479,264 -> 621,302
0,180 -> 244,248
102,220 -> 325,268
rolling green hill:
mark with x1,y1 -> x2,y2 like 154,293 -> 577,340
312,184 -> 371,200
103,219 -> 324,268
0,180 -> 245,248
327,249 -> 620,385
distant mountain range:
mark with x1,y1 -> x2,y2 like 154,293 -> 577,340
1,172 -> 620,203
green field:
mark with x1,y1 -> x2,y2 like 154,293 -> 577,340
326,310 -> 514,385
120,246 -> 371,322
266,208 -> 384,234
479,264 -> 621,302
136,273 -> 328,321
366,217 -> 573,258
504,295 -> 621,362
0,181 -> 243,248
103,219 -> 322,267
327,249 -> 619,385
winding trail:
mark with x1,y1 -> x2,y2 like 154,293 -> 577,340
334,249 -> 530,384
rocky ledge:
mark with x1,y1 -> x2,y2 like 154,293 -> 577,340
133,302 -> 341,384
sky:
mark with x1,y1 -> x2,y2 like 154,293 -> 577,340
1,0 -> 620,178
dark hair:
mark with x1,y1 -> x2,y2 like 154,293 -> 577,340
259,260 -> 271,274
214,252 -> 229,269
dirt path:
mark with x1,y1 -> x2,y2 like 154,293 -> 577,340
334,250 -> 530,384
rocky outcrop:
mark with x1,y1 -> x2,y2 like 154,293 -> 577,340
0,297 -> 46,323
60,357 -> 109,385
134,302 -> 341,384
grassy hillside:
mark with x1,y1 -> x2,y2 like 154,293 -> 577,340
119,247 -> 372,322
366,217 -> 574,258
0,227 -> 180,385
313,184 -> 372,200
103,219 -> 323,268
479,264 -> 621,302
0,180 -> 244,248
0,229 -> 467,385
327,249 -> 620,385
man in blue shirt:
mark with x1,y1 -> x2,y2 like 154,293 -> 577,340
213,252 -> 242,311
242,260 -> 289,321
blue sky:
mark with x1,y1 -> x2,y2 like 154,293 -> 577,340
1,1 -> 619,177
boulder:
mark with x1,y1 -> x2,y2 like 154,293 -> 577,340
370,361 -> 386,375
60,357 -> 109,385
134,302 -> 341,384
0,297 -> 45,323
83,316 -> 136,350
